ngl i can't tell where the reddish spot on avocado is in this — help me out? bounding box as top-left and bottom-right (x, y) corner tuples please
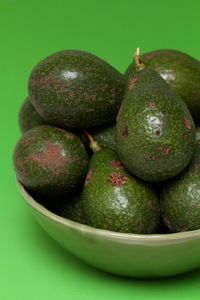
(110, 160), (123, 168)
(15, 158), (26, 176)
(122, 126), (128, 138)
(128, 76), (138, 90)
(139, 223), (145, 230)
(146, 154), (157, 161)
(164, 218), (172, 231)
(157, 146), (172, 155)
(29, 142), (77, 175)
(85, 170), (93, 186)
(194, 163), (200, 170)
(107, 172), (127, 187)
(149, 102), (156, 109)
(64, 132), (74, 139)
(183, 117), (191, 130)
(29, 75), (69, 92)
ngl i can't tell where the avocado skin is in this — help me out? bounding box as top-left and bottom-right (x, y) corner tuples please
(116, 68), (195, 182)
(82, 149), (160, 233)
(13, 125), (89, 198)
(28, 50), (124, 129)
(80, 124), (117, 152)
(91, 124), (116, 151)
(196, 125), (200, 141)
(59, 193), (87, 224)
(160, 142), (200, 232)
(125, 49), (200, 121)
(18, 96), (47, 133)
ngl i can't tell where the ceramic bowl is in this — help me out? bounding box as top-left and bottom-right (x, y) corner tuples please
(17, 179), (200, 279)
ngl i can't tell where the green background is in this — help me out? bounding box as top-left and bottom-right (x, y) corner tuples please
(1, 0), (200, 299)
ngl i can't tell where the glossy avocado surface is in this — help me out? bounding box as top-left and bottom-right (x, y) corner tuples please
(125, 49), (200, 121)
(13, 126), (89, 198)
(82, 148), (160, 233)
(161, 141), (200, 232)
(28, 50), (124, 129)
(116, 67), (195, 182)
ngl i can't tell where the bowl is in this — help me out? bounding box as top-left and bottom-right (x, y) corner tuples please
(17, 179), (200, 279)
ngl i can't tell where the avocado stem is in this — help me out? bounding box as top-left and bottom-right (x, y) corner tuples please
(134, 47), (145, 70)
(83, 129), (101, 153)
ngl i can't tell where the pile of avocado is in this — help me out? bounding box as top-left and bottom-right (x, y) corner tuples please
(13, 48), (200, 234)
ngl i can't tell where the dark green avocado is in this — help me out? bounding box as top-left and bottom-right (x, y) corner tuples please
(13, 125), (89, 198)
(125, 49), (200, 121)
(80, 124), (117, 152)
(196, 125), (200, 141)
(18, 96), (47, 133)
(116, 65), (195, 182)
(160, 141), (200, 232)
(59, 192), (87, 224)
(28, 50), (124, 129)
(91, 124), (116, 151)
(82, 148), (160, 233)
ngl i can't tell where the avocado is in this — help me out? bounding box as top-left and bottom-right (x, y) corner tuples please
(80, 124), (117, 152)
(28, 50), (124, 129)
(125, 49), (200, 121)
(196, 125), (200, 141)
(160, 141), (200, 232)
(91, 124), (116, 151)
(82, 148), (160, 233)
(116, 51), (195, 182)
(18, 96), (47, 133)
(13, 125), (89, 198)
(59, 192), (87, 224)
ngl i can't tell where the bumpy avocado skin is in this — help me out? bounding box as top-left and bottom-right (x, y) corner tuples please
(160, 142), (200, 232)
(18, 96), (47, 133)
(82, 149), (160, 233)
(59, 193), (87, 224)
(13, 126), (89, 198)
(125, 49), (200, 121)
(28, 50), (124, 129)
(116, 68), (195, 182)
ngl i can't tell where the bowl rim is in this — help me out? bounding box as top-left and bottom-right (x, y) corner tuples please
(17, 179), (200, 243)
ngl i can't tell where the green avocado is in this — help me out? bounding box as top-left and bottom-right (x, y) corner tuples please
(13, 125), (89, 198)
(91, 124), (116, 151)
(160, 141), (200, 232)
(82, 148), (160, 233)
(196, 125), (200, 141)
(59, 192), (87, 224)
(28, 50), (124, 129)
(80, 124), (117, 152)
(116, 62), (195, 182)
(18, 96), (47, 133)
(125, 49), (200, 121)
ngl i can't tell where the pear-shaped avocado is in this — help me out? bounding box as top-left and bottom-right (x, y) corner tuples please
(28, 50), (124, 129)
(160, 140), (200, 232)
(125, 49), (200, 121)
(18, 96), (47, 133)
(13, 126), (89, 198)
(116, 50), (195, 182)
(59, 193), (87, 224)
(82, 148), (160, 233)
